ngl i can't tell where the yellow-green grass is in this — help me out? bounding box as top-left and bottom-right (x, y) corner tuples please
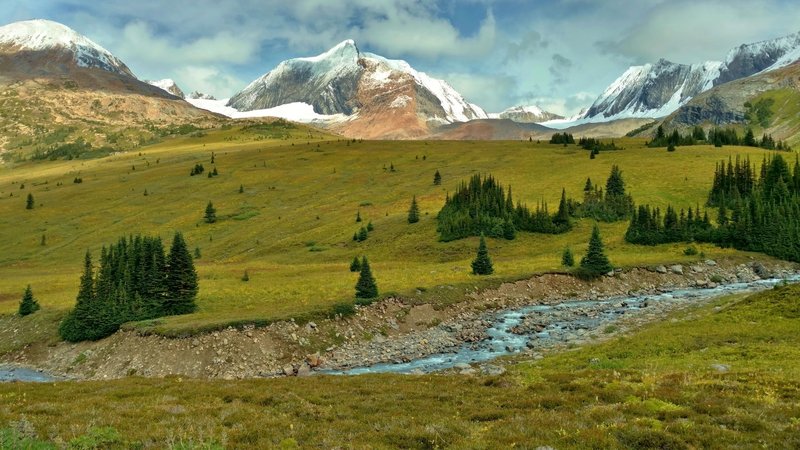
(1, 282), (798, 449)
(0, 129), (782, 337)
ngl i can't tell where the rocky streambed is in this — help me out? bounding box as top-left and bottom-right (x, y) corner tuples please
(2, 259), (796, 381)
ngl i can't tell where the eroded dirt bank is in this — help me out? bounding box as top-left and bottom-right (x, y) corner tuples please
(3, 259), (796, 380)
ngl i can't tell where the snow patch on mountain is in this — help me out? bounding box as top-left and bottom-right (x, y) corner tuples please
(146, 79), (185, 98)
(492, 104), (563, 123)
(188, 98), (346, 123)
(0, 19), (132, 76)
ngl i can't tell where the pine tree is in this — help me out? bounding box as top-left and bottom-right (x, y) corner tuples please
(408, 195), (420, 223)
(26, 193), (34, 210)
(59, 251), (96, 342)
(194, 247), (201, 259)
(164, 232), (198, 315)
(667, 143), (676, 152)
(578, 225), (613, 279)
(239, 184), (244, 193)
(349, 256), (361, 272)
(606, 165), (625, 197)
(204, 202), (217, 223)
(366, 221), (374, 232)
(554, 188), (571, 227)
(18, 285), (40, 316)
(471, 234), (494, 275)
(561, 247), (575, 267)
(355, 256), (378, 299)
(503, 218), (516, 240)
(357, 227), (368, 241)
(241, 270), (249, 282)
(433, 170), (442, 185)
(356, 211), (362, 223)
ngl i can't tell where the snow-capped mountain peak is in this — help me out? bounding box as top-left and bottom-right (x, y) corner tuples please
(491, 105), (563, 123)
(146, 79), (185, 98)
(226, 39), (487, 125)
(0, 19), (133, 77)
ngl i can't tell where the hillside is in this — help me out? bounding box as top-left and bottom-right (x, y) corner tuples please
(0, 20), (221, 160)
(2, 278), (798, 448)
(0, 130), (782, 344)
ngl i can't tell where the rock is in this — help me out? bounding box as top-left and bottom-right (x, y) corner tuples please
(751, 262), (770, 278)
(454, 363), (471, 370)
(670, 265), (684, 275)
(705, 259), (717, 266)
(656, 265), (668, 274)
(459, 368), (477, 376)
(690, 265), (704, 273)
(282, 364), (295, 376)
(481, 365), (506, 376)
(306, 353), (323, 368)
(711, 363), (730, 373)
(296, 363), (312, 377)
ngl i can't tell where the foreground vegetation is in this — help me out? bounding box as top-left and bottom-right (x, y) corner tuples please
(1, 282), (798, 448)
(0, 129), (782, 340)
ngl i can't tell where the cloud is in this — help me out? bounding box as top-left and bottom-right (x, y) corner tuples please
(173, 66), (246, 99)
(435, 72), (517, 112)
(548, 53), (573, 84)
(504, 30), (549, 63)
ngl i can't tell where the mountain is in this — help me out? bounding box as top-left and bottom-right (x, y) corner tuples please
(188, 91), (216, 100)
(493, 105), (562, 123)
(147, 78), (185, 98)
(226, 40), (487, 138)
(0, 19), (217, 159)
(582, 31), (800, 123)
(0, 19), (133, 77)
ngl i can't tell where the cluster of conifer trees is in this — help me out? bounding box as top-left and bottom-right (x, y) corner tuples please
(549, 133), (575, 145)
(436, 174), (570, 242)
(570, 166), (635, 222)
(625, 154), (800, 262)
(578, 137), (620, 153)
(59, 232), (198, 342)
(648, 125), (791, 150)
(624, 204), (712, 245)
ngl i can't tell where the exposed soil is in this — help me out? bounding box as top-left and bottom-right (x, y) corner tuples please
(2, 258), (795, 381)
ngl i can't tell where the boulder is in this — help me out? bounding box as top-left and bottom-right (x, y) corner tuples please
(670, 265), (684, 275)
(656, 265), (668, 274)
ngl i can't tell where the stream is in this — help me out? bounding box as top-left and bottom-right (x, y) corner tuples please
(327, 275), (799, 375)
(0, 365), (62, 383)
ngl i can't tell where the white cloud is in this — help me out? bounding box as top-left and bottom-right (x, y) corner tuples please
(173, 66), (246, 99)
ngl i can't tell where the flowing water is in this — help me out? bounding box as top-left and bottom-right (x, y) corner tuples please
(0, 365), (62, 382)
(327, 276), (799, 375)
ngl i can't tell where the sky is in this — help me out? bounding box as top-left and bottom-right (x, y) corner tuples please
(2, 0), (800, 115)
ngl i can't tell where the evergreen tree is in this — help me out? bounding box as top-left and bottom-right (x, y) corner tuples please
(18, 285), (40, 316)
(241, 270), (249, 282)
(26, 193), (34, 210)
(59, 251), (97, 342)
(366, 221), (374, 232)
(349, 256), (361, 272)
(356, 211), (362, 222)
(204, 202), (217, 223)
(433, 170), (442, 185)
(164, 232), (198, 315)
(561, 247), (575, 267)
(744, 128), (756, 147)
(606, 165), (625, 197)
(667, 143), (676, 152)
(408, 195), (420, 223)
(503, 218), (516, 240)
(554, 188), (571, 227)
(578, 225), (613, 279)
(355, 256), (378, 299)
(357, 227), (368, 241)
(239, 184), (244, 193)
(471, 234), (494, 275)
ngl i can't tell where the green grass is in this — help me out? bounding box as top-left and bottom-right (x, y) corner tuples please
(1, 282), (798, 448)
(0, 129), (780, 339)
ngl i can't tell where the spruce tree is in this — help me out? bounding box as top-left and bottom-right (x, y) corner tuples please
(204, 202), (217, 223)
(26, 193), (34, 210)
(554, 188), (571, 227)
(18, 285), (40, 316)
(503, 218), (516, 240)
(667, 143), (676, 152)
(561, 247), (575, 267)
(349, 256), (362, 272)
(357, 227), (368, 241)
(408, 195), (420, 223)
(356, 211), (362, 222)
(433, 170), (442, 185)
(366, 221), (374, 232)
(59, 251), (96, 342)
(578, 225), (613, 279)
(164, 232), (198, 315)
(471, 234), (494, 275)
(606, 165), (625, 197)
(239, 184), (244, 193)
(355, 256), (378, 299)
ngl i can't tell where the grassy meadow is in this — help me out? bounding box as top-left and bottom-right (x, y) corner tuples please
(1, 281), (798, 449)
(0, 124), (781, 338)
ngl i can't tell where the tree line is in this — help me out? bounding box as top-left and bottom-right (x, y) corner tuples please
(648, 125), (791, 151)
(436, 174), (571, 242)
(59, 232), (198, 342)
(625, 154), (800, 262)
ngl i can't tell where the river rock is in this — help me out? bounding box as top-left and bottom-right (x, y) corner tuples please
(454, 363), (471, 370)
(670, 265), (684, 275)
(296, 363), (312, 377)
(656, 265), (668, 274)
(481, 365), (506, 376)
(705, 259), (717, 266)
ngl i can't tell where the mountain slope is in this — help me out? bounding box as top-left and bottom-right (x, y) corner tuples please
(583, 31), (800, 123)
(0, 19), (218, 159)
(493, 105), (563, 123)
(226, 40), (486, 138)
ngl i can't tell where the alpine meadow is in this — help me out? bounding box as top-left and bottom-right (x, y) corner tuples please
(1, 3), (800, 449)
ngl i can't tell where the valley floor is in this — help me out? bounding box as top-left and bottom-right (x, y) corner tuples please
(1, 278), (799, 449)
